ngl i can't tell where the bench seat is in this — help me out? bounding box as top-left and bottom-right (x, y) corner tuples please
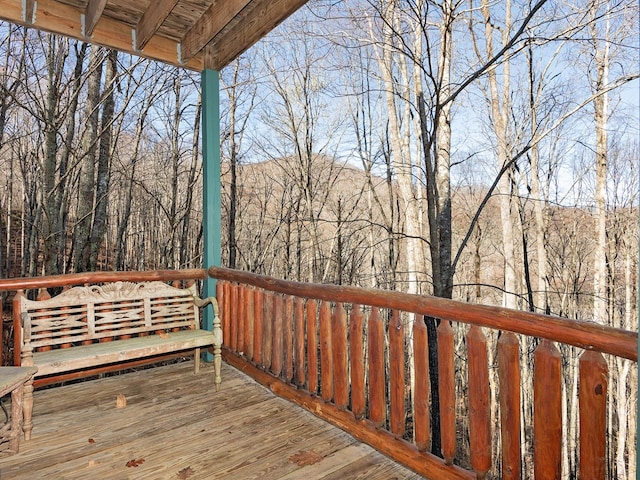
(32, 329), (216, 377)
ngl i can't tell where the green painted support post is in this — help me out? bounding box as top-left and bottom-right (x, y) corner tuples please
(202, 68), (221, 361)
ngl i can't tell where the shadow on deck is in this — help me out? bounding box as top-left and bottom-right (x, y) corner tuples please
(1, 361), (422, 479)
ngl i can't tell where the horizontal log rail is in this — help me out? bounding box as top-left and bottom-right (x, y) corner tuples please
(0, 269), (208, 292)
(209, 266), (638, 480)
(208, 266), (637, 361)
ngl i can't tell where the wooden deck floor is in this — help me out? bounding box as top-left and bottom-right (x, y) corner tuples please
(1, 361), (423, 479)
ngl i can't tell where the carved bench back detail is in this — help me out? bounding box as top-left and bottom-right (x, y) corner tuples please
(19, 282), (200, 350)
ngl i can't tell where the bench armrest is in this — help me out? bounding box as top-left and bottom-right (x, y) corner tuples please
(193, 295), (219, 316)
(193, 295), (223, 390)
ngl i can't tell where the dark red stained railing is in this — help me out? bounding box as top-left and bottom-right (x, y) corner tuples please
(208, 266), (637, 480)
(0, 267), (634, 479)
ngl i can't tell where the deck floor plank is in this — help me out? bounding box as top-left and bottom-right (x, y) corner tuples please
(1, 361), (424, 479)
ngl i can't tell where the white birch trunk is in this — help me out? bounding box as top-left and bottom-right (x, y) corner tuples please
(591, 2), (610, 325)
(482, 0), (518, 309)
(529, 108), (548, 313)
(378, 1), (422, 297)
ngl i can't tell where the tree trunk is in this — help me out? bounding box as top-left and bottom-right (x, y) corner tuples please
(180, 94), (201, 268)
(56, 42), (88, 274)
(591, 4), (610, 325)
(89, 49), (117, 271)
(42, 37), (67, 276)
(527, 44), (549, 313)
(74, 45), (103, 272)
(481, 0), (519, 310)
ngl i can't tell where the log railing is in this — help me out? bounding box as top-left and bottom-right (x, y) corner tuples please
(208, 266), (638, 480)
(0, 269), (208, 366)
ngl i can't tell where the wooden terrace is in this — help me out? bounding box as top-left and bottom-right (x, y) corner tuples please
(1, 1), (635, 478)
(0, 361), (421, 479)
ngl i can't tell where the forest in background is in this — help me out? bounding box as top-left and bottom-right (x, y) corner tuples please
(0, 0), (638, 477)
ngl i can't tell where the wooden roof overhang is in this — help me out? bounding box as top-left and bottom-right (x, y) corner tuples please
(0, 0), (309, 71)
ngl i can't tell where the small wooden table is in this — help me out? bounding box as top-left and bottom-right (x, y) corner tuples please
(0, 367), (38, 455)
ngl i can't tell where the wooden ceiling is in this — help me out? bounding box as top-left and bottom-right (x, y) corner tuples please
(0, 0), (309, 71)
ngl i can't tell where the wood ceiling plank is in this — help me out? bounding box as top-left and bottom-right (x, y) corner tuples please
(206, 0), (308, 70)
(180, 0), (250, 63)
(135, 0), (179, 51)
(84, 0), (108, 36)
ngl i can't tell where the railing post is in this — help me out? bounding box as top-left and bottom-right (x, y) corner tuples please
(389, 309), (405, 437)
(368, 307), (386, 428)
(237, 285), (246, 355)
(244, 287), (254, 360)
(221, 281), (230, 347)
(497, 331), (521, 480)
(283, 296), (294, 383)
(579, 351), (607, 479)
(413, 313), (430, 452)
(293, 297), (305, 387)
(230, 283), (238, 352)
(262, 292), (273, 369)
(533, 339), (562, 479)
(332, 302), (348, 409)
(350, 305), (365, 418)
(306, 299), (318, 395)
(13, 290), (24, 367)
(252, 289), (263, 365)
(271, 294), (283, 377)
(319, 300), (333, 402)
(438, 320), (456, 464)
(467, 325), (491, 479)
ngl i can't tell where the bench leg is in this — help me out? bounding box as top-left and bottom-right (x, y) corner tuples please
(22, 378), (34, 442)
(194, 348), (200, 374)
(213, 348), (221, 392)
(9, 382), (24, 453)
(213, 311), (222, 392)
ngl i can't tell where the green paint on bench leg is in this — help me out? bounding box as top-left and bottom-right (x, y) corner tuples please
(202, 68), (221, 363)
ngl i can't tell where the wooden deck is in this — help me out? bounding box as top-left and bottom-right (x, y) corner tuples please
(1, 361), (423, 479)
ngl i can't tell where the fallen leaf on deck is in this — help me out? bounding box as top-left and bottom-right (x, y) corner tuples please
(177, 466), (195, 478)
(288, 450), (323, 466)
(159, 332), (170, 339)
(115, 394), (127, 408)
(126, 458), (145, 467)
(88, 438), (95, 444)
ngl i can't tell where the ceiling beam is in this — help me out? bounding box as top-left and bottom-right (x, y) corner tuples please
(0, 0), (203, 70)
(134, 0), (179, 52)
(180, 0), (249, 64)
(84, 0), (108, 37)
(22, 0), (35, 23)
(205, 0), (308, 70)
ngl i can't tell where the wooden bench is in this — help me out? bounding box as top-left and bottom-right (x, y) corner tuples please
(13, 281), (222, 441)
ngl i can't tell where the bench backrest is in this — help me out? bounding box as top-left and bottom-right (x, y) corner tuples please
(18, 281), (200, 350)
